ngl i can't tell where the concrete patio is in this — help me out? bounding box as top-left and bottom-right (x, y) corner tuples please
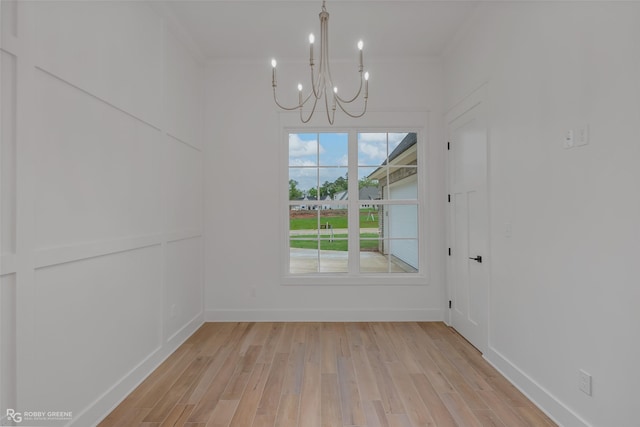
(289, 248), (411, 274)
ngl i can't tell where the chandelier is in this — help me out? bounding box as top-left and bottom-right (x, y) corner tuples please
(271, 1), (369, 125)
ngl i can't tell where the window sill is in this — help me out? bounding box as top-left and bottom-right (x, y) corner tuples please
(281, 274), (429, 286)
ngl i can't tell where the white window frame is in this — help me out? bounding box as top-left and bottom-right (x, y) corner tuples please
(280, 111), (429, 286)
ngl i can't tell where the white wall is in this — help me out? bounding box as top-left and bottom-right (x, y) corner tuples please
(204, 58), (447, 321)
(0, 2), (204, 425)
(443, 3), (640, 426)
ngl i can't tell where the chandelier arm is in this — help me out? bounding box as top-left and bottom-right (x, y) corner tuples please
(300, 93), (320, 123)
(314, 69), (325, 101)
(324, 52), (365, 105)
(310, 65), (321, 99)
(334, 72), (364, 104)
(301, 90), (315, 106)
(273, 88), (303, 111)
(324, 87), (336, 125)
(335, 96), (368, 119)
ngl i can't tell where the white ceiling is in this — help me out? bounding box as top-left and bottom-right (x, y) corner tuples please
(164, 1), (478, 60)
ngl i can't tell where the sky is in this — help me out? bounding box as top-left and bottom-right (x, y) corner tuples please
(289, 132), (408, 193)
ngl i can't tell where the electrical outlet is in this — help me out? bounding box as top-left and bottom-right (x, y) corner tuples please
(579, 369), (592, 396)
(564, 129), (575, 149)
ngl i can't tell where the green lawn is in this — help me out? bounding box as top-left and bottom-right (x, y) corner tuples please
(290, 233), (379, 251)
(289, 209), (378, 230)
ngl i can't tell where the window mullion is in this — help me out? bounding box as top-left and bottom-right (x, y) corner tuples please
(347, 130), (359, 275)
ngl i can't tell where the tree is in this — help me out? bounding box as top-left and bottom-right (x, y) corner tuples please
(359, 176), (378, 189)
(333, 176), (348, 192)
(320, 180), (336, 199)
(289, 179), (303, 200)
(307, 187), (318, 200)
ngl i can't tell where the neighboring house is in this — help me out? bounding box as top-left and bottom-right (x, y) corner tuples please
(291, 194), (334, 210)
(321, 194), (332, 210)
(358, 186), (380, 208)
(332, 190), (348, 210)
(368, 133), (418, 269)
(332, 186), (379, 210)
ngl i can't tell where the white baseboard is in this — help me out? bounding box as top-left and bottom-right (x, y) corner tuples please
(71, 313), (204, 427)
(204, 308), (444, 322)
(484, 347), (592, 427)
(166, 312), (205, 345)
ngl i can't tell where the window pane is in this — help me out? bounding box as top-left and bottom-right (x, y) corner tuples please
(290, 206), (318, 238)
(318, 208), (349, 273)
(359, 239), (418, 273)
(358, 133), (387, 166)
(359, 202), (418, 273)
(319, 133), (348, 166)
(360, 239), (388, 273)
(289, 133), (318, 166)
(319, 238), (348, 273)
(319, 168), (348, 202)
(289, 168), (318, 201)
(320, 208), (347, 233)
(388, 239), (419, 272)
(388, 169), (417, 199)
(359, 205), (379, 236)
(388, 205), (418, 239)
(359, 204), (382, 272)
(357, 166), (380, 202)
(389, 133), (418, 166)
(290, 241), (319, 274)
(388, 132), (408, 152)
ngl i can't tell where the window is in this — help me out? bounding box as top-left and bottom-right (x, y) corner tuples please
(286, 130), (422, 281)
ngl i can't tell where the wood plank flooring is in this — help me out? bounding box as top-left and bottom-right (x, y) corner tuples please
(99, 322), (556, 427)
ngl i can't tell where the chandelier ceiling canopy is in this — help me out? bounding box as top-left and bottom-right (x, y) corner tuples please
(271, 1), (369, 125)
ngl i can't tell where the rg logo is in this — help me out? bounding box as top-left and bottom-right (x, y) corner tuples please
(6, 409), (22, 423)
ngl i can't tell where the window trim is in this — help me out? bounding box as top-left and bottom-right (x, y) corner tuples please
(279, 111), (430, 286)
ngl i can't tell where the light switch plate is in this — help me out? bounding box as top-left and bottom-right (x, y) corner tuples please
(579, 369), (592, 396)
(576, 125), (589, 146)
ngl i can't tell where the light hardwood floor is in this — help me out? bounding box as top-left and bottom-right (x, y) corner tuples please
(99, 322), (556, 427)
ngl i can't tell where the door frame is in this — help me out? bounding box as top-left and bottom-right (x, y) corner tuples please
(445, 84), (491, 354)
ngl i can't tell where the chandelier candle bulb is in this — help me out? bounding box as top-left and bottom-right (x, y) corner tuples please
(365, 72), (369, 98)
(271, 59), (277, 86)
(309, 34), (315, 64)
(358, 40), (364, 69)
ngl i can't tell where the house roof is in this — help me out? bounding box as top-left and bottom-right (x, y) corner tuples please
(333, 190), (348, 201)
(332, 186), (379, 201)
(388, 132), (417, 164)
(295, 194), (332, 202)
(368, 133), (417, 180)
(359, 186), (380, 201)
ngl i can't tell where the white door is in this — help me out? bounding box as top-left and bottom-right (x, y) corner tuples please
(447, 92), (489, 353)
